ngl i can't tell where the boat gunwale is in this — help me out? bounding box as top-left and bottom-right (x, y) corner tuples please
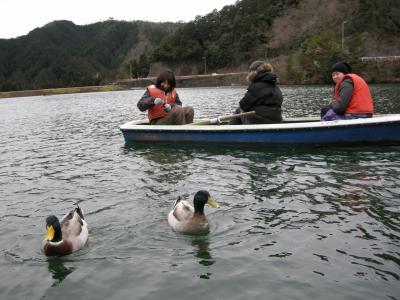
(120, 114), (400, 132)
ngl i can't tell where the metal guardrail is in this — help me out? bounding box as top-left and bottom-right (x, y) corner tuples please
(360, 56), (400, 62)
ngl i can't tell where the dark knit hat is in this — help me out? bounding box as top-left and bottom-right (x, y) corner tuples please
(249, 60), (264, 71)
(331, 62), (352, 74)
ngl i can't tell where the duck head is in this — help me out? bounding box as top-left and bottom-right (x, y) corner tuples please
(193, 190), (219, 214)
(45, 215), (62, 243)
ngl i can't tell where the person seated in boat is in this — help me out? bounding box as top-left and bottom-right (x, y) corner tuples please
(230, 60), (283, 124)
(321, 62), (374, 121)
(137, 69), (194, 125)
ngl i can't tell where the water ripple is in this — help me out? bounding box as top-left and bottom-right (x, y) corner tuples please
(1, 87), (400, 299)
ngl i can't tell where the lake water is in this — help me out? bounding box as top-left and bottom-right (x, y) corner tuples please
(1, 84), (400, 300)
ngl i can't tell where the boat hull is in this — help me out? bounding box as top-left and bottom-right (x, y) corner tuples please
(120, 115), (400, 146)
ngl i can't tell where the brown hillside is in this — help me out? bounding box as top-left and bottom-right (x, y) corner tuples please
(267, 0), (358, 49)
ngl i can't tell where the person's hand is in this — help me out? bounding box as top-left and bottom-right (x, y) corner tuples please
(154, 98), (164, 105)
(163, 103), (172, 112)
(320, 104), (331, 117)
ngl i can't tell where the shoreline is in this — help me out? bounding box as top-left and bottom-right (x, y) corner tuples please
(1, 72), (399, 99)
(0, 73), (248, 99)
(114, 72), (248, 89)
(0, 85), (127, 99)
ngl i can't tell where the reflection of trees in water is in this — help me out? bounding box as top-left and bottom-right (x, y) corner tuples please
(47, 258), (75, 286)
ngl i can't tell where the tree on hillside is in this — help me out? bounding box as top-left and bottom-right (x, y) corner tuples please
(354, 0), (400, 34)
(298, 31), (344, 83)
(150, 0), (291, 72)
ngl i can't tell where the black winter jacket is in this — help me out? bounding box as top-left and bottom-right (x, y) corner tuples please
(239, 72), (283, 123)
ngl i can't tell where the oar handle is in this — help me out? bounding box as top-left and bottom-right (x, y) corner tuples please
(218, 111), (256, 122)
(192, 111), (256, 125)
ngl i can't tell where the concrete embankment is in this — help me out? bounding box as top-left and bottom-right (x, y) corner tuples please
(0, 73), (248, 99)
(0, 85), (127, 99)
(114, 72), (248, 89)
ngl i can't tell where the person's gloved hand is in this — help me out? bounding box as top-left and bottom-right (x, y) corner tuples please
(154, 98), (164, 105)
(163, 103), (172, 112)
(320, 104), (331, 117)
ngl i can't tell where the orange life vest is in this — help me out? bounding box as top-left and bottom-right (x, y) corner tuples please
(146, 85), (177, 121)
(334, 73), (374, 115)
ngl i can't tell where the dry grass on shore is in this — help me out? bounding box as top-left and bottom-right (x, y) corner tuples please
(0, 85), (128, 99)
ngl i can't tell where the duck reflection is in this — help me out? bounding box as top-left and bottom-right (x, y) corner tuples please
(47, 258), (75, 286)
(191, 236), (214, 267)
(190, 236), (214, 280)
(343, 193), (370, 213)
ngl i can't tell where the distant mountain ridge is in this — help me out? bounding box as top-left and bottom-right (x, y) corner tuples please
(0, 0), (399, 91)
(0, 20), (181, 91)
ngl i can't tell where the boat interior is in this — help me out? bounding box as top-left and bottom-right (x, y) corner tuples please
(134, 116), (321, 126)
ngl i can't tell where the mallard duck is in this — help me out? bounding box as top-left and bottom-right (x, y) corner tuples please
(41, 205), (88, 256)
(168, 190), (219, 234)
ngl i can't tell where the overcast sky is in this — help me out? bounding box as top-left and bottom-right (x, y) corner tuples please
(0, 0), (237, 39)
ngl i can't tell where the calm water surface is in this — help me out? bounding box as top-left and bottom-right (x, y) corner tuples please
(1, 85), (400, 299)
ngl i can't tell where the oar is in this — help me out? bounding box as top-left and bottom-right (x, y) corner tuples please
(191, 111), (256, 125)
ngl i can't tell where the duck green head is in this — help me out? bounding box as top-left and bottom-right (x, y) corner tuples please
(193, 190), (219, 213)
(45, 215), (62, 242)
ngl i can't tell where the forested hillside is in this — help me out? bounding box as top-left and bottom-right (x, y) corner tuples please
(0, 20), (181, 91)
(152, 0), (295, 70)
(0, 0), (399, 91)
(148, 0), (400, 83)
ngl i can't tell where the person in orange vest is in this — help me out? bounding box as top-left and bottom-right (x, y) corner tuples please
(137, 70), (194, 125)
(321, 62), (374, 121)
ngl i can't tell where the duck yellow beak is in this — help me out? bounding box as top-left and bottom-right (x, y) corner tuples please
(207, 198), (219, 208)
(45, 225), (55, 241)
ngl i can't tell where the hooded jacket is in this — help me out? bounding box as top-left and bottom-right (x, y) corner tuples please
(239, 72), (283, 122)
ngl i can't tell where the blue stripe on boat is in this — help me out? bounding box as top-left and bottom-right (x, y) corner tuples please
(120, 115), (400, 146)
